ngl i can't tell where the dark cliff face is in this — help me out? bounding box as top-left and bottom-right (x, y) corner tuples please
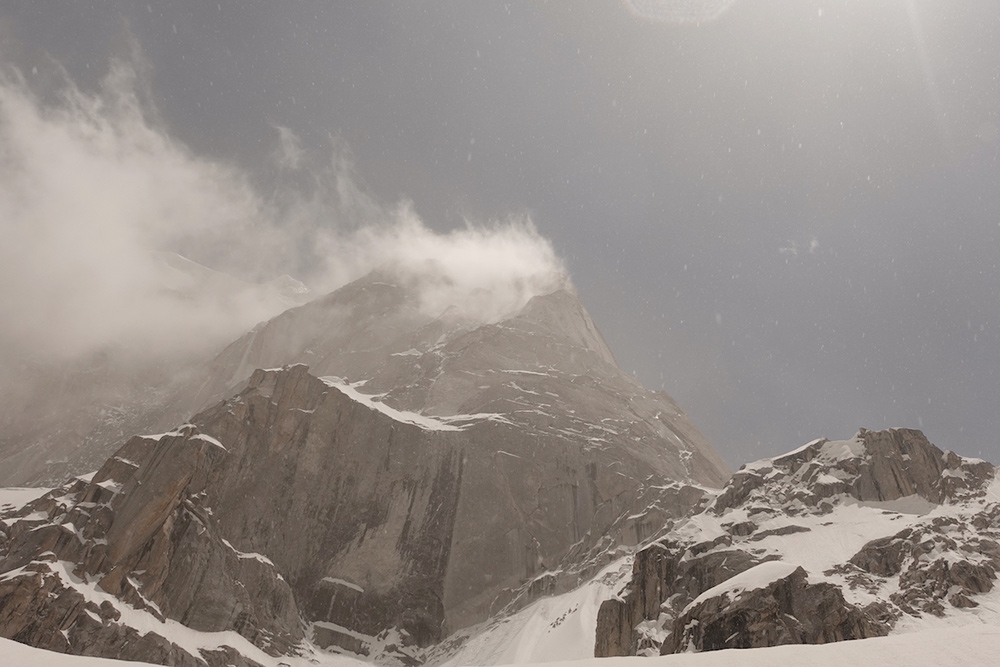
(194, 365), (464, 646)
(0, 425), (297, 667)
(143, 272), (731, 628)
(194, 363), (723, 639)
(659, 564), (887, 654)
(0, 271), (733, 664)
(0, 367), (460, 662)
(0, 357), (725, 664)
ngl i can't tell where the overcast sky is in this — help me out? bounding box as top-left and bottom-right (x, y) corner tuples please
(2, 0), (999, 467)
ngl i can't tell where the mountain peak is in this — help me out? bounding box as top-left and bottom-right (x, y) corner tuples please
(509, 288), (618, 368)
(716, 427), (994, 515)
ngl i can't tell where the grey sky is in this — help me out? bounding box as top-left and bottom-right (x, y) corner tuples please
(2, 0), (999, 466)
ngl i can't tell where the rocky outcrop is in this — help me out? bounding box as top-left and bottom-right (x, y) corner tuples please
(598, 552), (885, 656)
(841, 513), (1000, 616)
(595, 535), (765, 656)
(0, 556), (264, 667)
(0, 365), (464, 660)
(660, 564), (887, 653)
(595, 427), (998, 658)
(714, 428), (993, 515)
(0, 421), (300, 665)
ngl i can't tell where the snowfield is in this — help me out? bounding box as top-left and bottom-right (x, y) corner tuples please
(433, 559), (633, 667)
(0, 486), (51, 512)
(3, 429), (999, 667)
(5, 624), (1000, 666)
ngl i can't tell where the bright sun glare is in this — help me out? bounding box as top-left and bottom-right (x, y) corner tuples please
(623, 0), (739, 23)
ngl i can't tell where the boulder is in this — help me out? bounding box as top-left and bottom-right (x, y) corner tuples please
(594, 538), (762, 656)
(660, 564), (887, 653)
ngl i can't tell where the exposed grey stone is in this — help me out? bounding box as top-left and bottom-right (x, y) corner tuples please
(593, 539), (762, 656)
(597, 427), (1000, 659)
(660, 566), (887, 654)
(1, 341), (727, 664)
(714, 428), (994, 516)
(747, 524), (811, 542)
(849, 529), (914, 577)
(724, 520), (757, 537)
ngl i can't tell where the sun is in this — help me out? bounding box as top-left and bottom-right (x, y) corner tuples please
(623, 0), (740, 24)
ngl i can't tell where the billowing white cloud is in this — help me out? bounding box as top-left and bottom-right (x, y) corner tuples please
(0, 63), (278, 360)
(273, 124), (305, 170)
(0, 60), (568, 365)
(321, 212), (568, 324)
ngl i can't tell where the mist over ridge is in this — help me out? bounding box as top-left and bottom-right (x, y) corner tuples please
(0, 59), (568, 370)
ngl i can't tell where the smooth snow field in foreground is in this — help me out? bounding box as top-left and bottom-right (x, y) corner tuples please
(6, 624), (1000, 667)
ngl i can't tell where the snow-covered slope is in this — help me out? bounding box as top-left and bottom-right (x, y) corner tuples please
(594, 428), (1000, 656)
(428, 559), (634, 667)
(0, 487), (50, 513)
(545, 624), (1000, 666)
(3, 427), (999, 666)
(420, 428), (1000, 665)
(8, 616), (1000, 667)
(0, 635), (366, 667)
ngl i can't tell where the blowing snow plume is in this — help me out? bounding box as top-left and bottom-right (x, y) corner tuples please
(0, 63), (287, 362)
(0, 56), (567, 485)
(0, 60), (568, 367)
(320, 215), (568, 325)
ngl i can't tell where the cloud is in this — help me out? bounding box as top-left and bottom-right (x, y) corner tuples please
(273, 124), (305, 170)
(0, 62), (278, 361)
(324, 212), (568, 324)
(0, 59), (568, 367)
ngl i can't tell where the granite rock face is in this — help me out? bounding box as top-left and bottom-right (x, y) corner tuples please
(595, 540), (762, 656)
(182, 274), (730, 634)
(3, 271), (727, 501)
(0, 365), (461, 660)
(713, 428), (993, 514)
(595, 428), (997, 657)
(660, 564), (886, 653)
(1, 352), (726, 664)
(192, 275), (730, 491)
(0, 421), (298, 665)
(1, 272), (731, 664)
